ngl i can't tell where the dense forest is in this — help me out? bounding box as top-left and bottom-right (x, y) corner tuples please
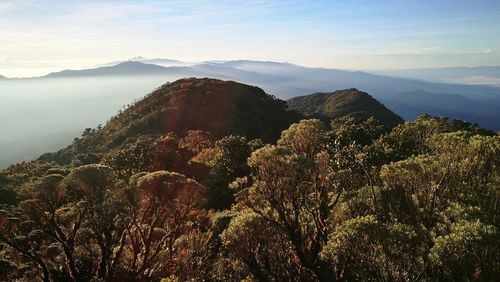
(1, 79), (499, 281)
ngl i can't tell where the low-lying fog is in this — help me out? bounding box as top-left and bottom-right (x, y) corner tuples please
(0, 76), (181, 167)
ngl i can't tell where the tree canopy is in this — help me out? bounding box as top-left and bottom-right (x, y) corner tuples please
(1, 106), (499, 281)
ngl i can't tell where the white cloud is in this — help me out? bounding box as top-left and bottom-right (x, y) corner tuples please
(484, 48), (492, 54)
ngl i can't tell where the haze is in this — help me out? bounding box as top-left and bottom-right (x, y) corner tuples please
(0, 76), (174, 166)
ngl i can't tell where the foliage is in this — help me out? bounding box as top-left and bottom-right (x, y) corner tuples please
(321, 215), (422, 281)
(206, 135), (252, 210)
(1, 82), (499, 281)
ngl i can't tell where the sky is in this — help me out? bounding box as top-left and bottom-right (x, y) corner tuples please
(1, 0), (500, 77)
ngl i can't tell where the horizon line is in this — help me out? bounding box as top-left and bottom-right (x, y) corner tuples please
(2, 57), (500, 79)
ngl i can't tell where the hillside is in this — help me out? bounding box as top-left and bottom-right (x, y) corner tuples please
(40, 78), (301, 163)
(287, 88), (403, 127)
(2, 109), (498, 281)
(101, 78), (300, 142)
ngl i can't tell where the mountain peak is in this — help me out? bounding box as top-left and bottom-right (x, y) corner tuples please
(112, 61), (163, 69)
(117, 60), (146, 66)
(287, 88), (403, 127)
(101, 77), (300, 143)
(45, 61), (169, 78)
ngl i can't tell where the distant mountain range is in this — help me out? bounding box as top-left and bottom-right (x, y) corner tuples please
(95, 56), (194, 68)
(35, 60), (500, 97)
(3, 59), (500, 131)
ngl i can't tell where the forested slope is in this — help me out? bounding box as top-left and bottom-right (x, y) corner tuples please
(0, 79), (498, 281)
(287, 88), (403, 127)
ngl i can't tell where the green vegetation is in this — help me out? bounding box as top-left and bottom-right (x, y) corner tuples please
(1, 79), (499, 281)
(287, 88), (404, 127)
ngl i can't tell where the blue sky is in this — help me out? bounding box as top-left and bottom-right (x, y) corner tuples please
(1, 0), (499, 77)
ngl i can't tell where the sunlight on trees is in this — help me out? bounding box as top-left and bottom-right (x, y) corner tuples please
(1, 115), (499, 281)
